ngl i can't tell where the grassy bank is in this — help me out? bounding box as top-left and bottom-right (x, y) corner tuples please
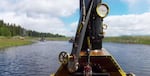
(46, 37), (70, 41)
(103, 36), (150, 45)
(0, 37), (70, 49)
(1, 36), (149, 49)
(0, 37), (33, 49)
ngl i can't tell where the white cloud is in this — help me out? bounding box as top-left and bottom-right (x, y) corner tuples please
(0, 12), (69, 35)
(69, 12), (150, 37)
(0, 0), (149, 37)
(104, 12), (150, 36)
(0, 0), (79, 17)
(0, 0), (79, 36)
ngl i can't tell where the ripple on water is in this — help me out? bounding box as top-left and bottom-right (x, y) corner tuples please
(0, 41), (150, 76)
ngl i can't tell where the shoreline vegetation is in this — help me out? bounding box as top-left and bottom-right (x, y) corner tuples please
(103, 36), (150, 45)
(0, 36), (32, 49)
(0, 20), (67, 49)
(0, 36), (71, 49)
(46, 37), (70, 41)
(1, 20), (149, 49)
(0, 36), (149, 49)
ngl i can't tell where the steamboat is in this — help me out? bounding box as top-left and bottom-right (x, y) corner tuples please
(52, 0), (135, 76)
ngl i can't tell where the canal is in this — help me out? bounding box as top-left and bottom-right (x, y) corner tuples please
(0, 41), (150, 76)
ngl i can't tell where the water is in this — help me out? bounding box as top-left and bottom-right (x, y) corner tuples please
(103, 43), (150, 76)
(0, 41), (72, 76)
(0, 41), (150, 76)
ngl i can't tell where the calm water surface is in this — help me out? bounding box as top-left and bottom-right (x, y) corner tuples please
(0, 41), (150, 76)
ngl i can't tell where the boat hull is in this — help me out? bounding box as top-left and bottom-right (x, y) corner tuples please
(52, 49), (127, 76)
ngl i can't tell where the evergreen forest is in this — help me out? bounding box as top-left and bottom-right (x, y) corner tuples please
(0, 20), (65, 37)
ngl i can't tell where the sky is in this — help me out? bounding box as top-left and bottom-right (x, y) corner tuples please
(0, 0), (150, 36)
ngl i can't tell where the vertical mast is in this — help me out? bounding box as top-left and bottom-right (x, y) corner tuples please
(71, 0), (103, 56)
(91, 0), (103, 50)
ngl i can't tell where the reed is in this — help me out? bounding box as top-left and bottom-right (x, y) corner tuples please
(103, 36), (150, 45)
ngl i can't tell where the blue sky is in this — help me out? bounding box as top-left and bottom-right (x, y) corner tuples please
(0, 0), (150, 36)
(104, 0), (128, 15)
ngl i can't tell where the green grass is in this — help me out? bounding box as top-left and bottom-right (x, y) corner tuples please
(103, 36), (150, 45)
(1, 36), (148, 49)
(0, 36), (71, 49)
(46, 37), (71, 41)
(0, 37), (33, 49)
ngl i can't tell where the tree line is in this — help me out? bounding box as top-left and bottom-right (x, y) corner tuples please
(0, 20), (65, 37)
